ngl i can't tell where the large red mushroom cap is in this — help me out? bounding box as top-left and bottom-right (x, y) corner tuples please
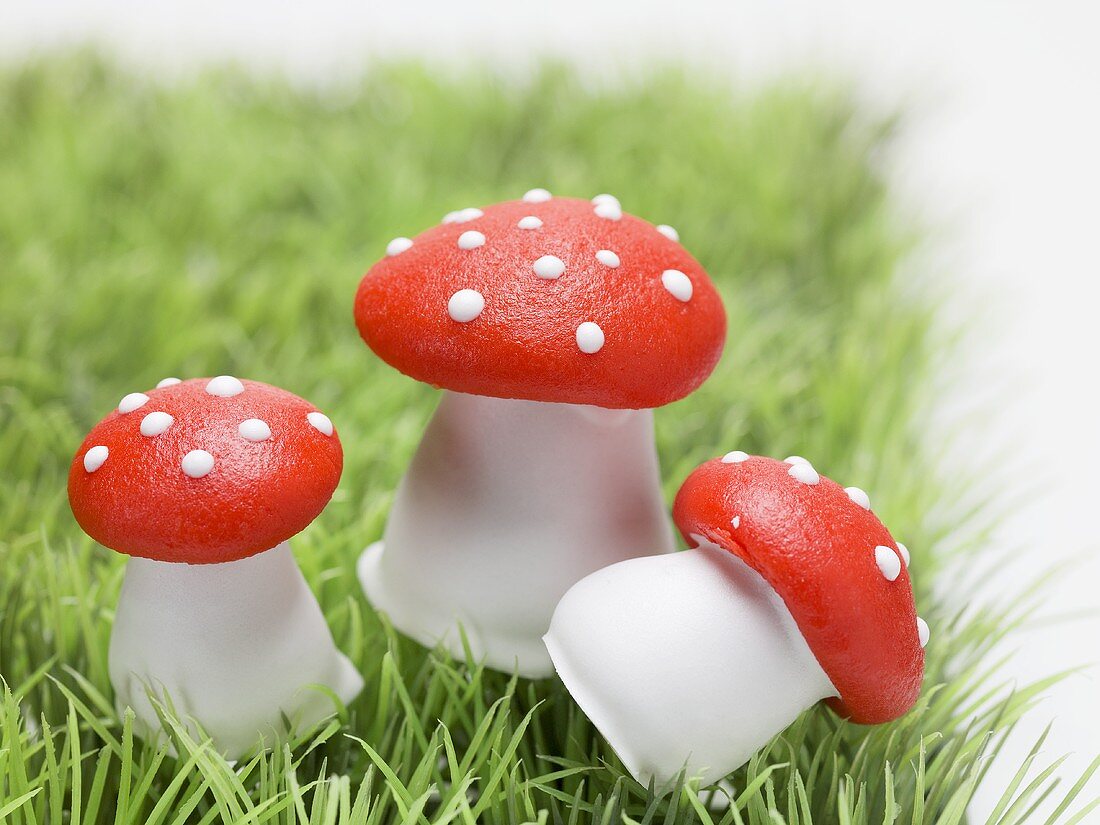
(355, 192), (727, 409)
(672, 453), (925, 724)
(68, 377), (343, 565)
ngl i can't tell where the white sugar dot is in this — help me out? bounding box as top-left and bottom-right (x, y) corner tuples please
(443, 207), (483, 224)
(205, 375), (245, 398)
(181, 449), (214, 479)
(721, 450), (750, 463)
(875, 545), (902, 581)
(533, 255), (566, 279)
(731, 515), (741, 529)
(308, 411), (334, 436)
(916, 617), (930, 648)
(595, 249), (620, 268)
(517, 215), (543, 230)
(386, 237), (414, 256)
(83, 445), (109, 473)
(156, 377), (181, 389)
(594, 200), (622, 221)
(140, 411), (174, 437)
(238, 418), (271, 442)
(784, 455), (811, 466)
(457, 230), (486, 250)
(656, 224), (680, 242)
(845, 486), (871, 510)
(592, 193), (620, 207)
(448, 289), (485, 322)
(897, 542), (911, 567)
(576, 322), (605, 354)
(523, 188), (552, 203)
(118, 392), (150, 414)
(661, 269), (693, 302)
(789, 462), (820, 485)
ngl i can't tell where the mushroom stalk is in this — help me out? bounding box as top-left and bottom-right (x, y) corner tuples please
(359, 390), (674, 677)
(544, 541), (837, 786)
(110, 542), (363, 756)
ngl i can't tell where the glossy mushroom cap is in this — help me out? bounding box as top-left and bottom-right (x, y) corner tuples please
(68, 377), (343, 565)
(672, 454), (925, 724)
(355, 192), (727, 409)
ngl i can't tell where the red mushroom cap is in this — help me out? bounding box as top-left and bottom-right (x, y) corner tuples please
(68, 377), (343, 565)
(355, 193), (727, 409)
(672, 454), (924, 724)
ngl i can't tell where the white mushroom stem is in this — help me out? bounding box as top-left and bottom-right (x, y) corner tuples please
(544, 540), (838, 786)
(358, 390), (674, 677)
(110, 542), (363, 756)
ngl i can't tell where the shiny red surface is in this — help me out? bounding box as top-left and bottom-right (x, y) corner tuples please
(68, 379), (342, 565)
(673, 455), (924, 724)
(355, 197), (727, 409)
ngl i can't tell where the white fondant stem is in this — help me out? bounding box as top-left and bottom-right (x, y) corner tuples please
(110, 542), (363, 756)
(544, 542), (838, 786)
(359, 391), (674, 677)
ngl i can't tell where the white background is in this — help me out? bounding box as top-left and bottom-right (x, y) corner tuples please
(3, 1), (1098, 818)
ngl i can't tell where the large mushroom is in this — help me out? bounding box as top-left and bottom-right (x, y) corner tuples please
(68, 376), (364, 755)
(354, 191), (726, 676)
(544, 453), (927, 785)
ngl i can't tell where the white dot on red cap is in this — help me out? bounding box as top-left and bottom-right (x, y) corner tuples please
(897, 542), (911, 567)
(443, 207), (483, 224)
(596, 250), (620, 268)
(517, 216), (543, 230)
(181, 450), (214, 478)
(576, 322), (605, 354)
(523, 188), (552, 203)
(533, 255), (566, 279)
(118, 392), (149, 414)
(731, 515), (741, 528)
(789, 462), (820, 485)
(238, 418), (271, 442)
(656, 224), (680, 242)
(594, 200), (622, 221)
(308, 411), (334, 436)
(784, 455), (810, 466)
(206, 375), (244, 398)
(140, 411), (174, 437)
(448, 289), (485, 322)
(722, 450), (750, 463)
(386, 237), (413, 256)
(917, 617), (930, 647)
(875, 545), (902, 581)
(156, 377), (181, 389)
(83, 445), (109, 473)
(661, 269), (693, 302)
(592, 193), (620, 207)
(845, 486), (871, 510)
(457, 230), (486, 250)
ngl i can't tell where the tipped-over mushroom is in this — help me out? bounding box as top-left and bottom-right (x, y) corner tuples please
(544, 453), (927, 785)
(68, 376), (363, 755)
(354, 191), (727, 676)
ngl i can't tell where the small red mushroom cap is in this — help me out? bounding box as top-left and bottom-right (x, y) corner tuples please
(68, 378), (342, 565)
(355, 193), (727, 409)
(672, 454), (925, 724)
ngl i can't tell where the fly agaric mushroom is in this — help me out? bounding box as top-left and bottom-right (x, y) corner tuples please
(544, 453), (926, 785)
(68, 377), (363, 755)
(354, 191), (726, 676)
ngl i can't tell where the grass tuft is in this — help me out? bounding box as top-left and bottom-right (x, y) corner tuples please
(0, 54), (1096, 822)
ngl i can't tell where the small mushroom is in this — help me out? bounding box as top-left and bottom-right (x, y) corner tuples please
(356, 192), (727, 676)
(68, 377), (363, 755)
(544, 453), (925, 785)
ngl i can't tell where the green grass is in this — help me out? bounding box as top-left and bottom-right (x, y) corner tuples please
(0, 54), (1096, 823)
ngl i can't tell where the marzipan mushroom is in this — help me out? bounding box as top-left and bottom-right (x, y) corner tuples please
(544, 453), (926, 784)
(68, 376), (363, 755)
(354, 191), (727, 676)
